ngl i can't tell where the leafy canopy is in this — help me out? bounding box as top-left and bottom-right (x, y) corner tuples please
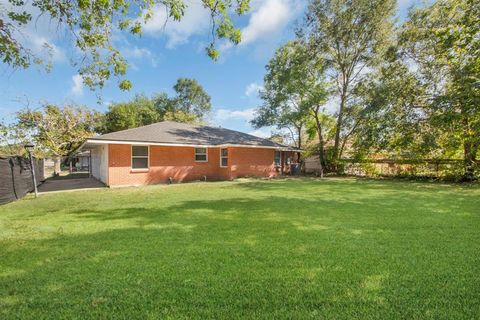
(15, 104), (102, 158)
(305, 0), (396, 162)
(0, 0), (250, 91)
(101, 78), (211, 133)
(251, 40), (334, 178)
(352, 0), (479, 179)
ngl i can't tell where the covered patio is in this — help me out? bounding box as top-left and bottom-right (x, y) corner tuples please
(38, 174), (105, 193)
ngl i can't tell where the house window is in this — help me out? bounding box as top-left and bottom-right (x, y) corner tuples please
(220, 148), (228, 167)
(274, 151), (282, 166)
(195, 148), (208, 162)
(132, 145), (149, 169)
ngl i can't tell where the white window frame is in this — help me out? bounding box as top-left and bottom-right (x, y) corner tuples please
(220, 148), (228, 167)
(131, 145), (149, 170)
(194, 147), (208, 162)
(274, 151), (282, 167)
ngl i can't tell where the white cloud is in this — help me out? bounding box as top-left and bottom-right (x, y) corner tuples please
(245, 82), (264, 98)
(141, 0), (210, 48)
(29, 36), (66, 63)
(240, 0), (293, 46)
(139, 0), (303, 53)
(215, 108), (256, 121)
(121, 46), (159, 68)
(122, 46), (153, 59)
(70, 74), (84, 97)
(218, 0), (305, 58)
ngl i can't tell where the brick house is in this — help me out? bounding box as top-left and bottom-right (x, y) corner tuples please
(80, 121), (299, 187)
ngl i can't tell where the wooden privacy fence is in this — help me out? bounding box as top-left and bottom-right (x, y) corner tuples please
(0, 156), (44, 205)
(340, 159), (480, 179)
(305, 156), (479, 179)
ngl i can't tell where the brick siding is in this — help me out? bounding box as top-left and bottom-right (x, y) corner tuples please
(107, 144), (293, 187)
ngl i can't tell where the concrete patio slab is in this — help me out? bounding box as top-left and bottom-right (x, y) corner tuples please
(38, 177), (105, 193)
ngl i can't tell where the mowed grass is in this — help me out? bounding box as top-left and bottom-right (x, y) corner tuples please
(1, 178), (479, 319)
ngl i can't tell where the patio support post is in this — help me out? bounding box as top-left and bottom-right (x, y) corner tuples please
(89, 151), (92, 178)
(280, 151), (284, 175)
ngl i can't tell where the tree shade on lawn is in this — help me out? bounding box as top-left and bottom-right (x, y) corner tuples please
(0, 179), (479, 319)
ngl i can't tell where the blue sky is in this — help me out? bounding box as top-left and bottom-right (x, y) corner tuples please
(0, 0), (421, 137)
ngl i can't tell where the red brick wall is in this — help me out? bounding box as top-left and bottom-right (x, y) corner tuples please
(107, 144), (290, 186)
(229, 147), (277, 179)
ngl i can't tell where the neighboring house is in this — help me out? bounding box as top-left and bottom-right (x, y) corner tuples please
(304, 154), (323, 174)
(42, 158), (55, 178)
(79, 121), (299, 187)
(73, 152), (90, 171)
(64, 151), (91, 173)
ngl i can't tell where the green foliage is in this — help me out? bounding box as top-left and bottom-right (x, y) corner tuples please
(305, 0), (396, 164)
(1, 179), (480, 318)
(171, 78), (212, 119)
(15, 104), (102, 158)
(100, 94), (160, 133)
(352, 0), (479, 179)
(398, 0), (480, 180)
(252, 41), (328, 145)
(352, 62), (435, 159)
(101, 78), (211, 133)
(1, 0), (251, 90)
(252, 40), (333, 175)
(0, 120), (32, 157)
(162, 110), (198, 123)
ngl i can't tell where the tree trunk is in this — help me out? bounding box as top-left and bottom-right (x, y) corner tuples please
(463, 139), (477, 181)
(53, 156), (62, 176)
(296, 125), (303, 168)
(297, 125), (302, 150)
(333, 88), (347, 172)
(314, 110), (325, 178)
(462, 116), (477, 181)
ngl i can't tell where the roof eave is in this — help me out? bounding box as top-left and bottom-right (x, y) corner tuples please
(82, 139), (303, 151)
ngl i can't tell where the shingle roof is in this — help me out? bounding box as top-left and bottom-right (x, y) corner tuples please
(89, 121), (298, 150)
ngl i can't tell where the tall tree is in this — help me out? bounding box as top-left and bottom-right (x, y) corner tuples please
(101, 78), (211, 133)
(16, 104), (102, 174)
(0, 121), (32, 156)
(251, 42), (309, 151)
(305, 0), (395, 169)
(251, 41), (330, 176)
(398, 0), (479, 180)
(169, 78), (212, 119)
(352, 61), (436, 160)
(1, 0), (250, 91)
(100, 94), (160, 133)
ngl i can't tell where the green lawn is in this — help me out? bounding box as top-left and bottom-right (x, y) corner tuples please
(1, 178), (479, 319)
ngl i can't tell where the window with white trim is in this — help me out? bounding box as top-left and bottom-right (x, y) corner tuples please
(132, 145), (149, 169)
(274, 151), (281, 166)
(195, 148), (208, 162)
(220, 148), (228, 167)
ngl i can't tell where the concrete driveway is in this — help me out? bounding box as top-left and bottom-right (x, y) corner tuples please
(39, 177), (105, 193)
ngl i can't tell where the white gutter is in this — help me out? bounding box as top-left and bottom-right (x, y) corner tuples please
(81, 139), (303, 152)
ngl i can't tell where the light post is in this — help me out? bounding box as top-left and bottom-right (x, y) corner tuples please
(25, 142), (38, 198)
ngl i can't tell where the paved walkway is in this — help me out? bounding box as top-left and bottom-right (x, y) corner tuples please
(38, 177), (105, 193)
